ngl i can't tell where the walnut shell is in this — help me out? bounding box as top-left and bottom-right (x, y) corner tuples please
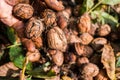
(26, 49), (40, 62)
(13, 3), (33, 19)
(81, 63), (99, 77)
(91, 37), (107, 50)
(97, 24), (111, 36)
(32, 37), (43, 48)
(25, 17), (44, 39)
(57, 8), (71, 29)
(47, 27), (67, 52)
(75, 43), (93, 57)
(48, 50), (64, 66)
(44, 0), (64, 11)
(51, 50), (64, 66)
(79, 33), (93, 45)
(77, 57), (89, 67)
(78, 13), (91, 33)
(41, 9), (56, 27)
(64, 52), (77, 64)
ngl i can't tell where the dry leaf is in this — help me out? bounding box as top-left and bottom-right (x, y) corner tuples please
(101, 44), (116, 80)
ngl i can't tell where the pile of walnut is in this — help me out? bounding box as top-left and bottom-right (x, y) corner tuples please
(0, 0), (118, 80)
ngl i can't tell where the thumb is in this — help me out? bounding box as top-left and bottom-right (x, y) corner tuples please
(0, 0), (19, 26)
(5, 0), (20, 6)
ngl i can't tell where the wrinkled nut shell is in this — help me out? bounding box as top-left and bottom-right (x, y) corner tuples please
(79, 33), (93, 45)
(78, 13), (91, 33)
(64, 52), (77, 64)
(75, 43), (93, 57)
(57, 9), (70, 29)
(47, 27), (67, 52)
(77, 57), (89, 67)
(81, 63), (99, 77)
(44, 0), (64, 11)
(27, 49), (40, 62)
(57, 14), (68, 29)
(32, 37), (43, 48)
(91, 37), (107, 50)
(22, 38), (36, 52)
(97, 24), (111, 36)
(88, 23), (99, 36)
(25, 18), (44, 39)
(41, 9), (56, 26)
(51, 50), (64, 66)
(13, 3), (33, 19)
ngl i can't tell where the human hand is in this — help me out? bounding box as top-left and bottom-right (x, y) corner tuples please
(0, 0), (36, 52)
(0, 0), (20, 26)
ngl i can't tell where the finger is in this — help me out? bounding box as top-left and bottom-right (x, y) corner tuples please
(5, 0), (17, 6)
(0, 0), (19, 26)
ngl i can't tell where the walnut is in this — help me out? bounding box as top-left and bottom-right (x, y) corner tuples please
(63, 28), (80, 44)
(47, 26), (67, 52)
(91, 37), (107, 50)
(25, 17), (44, 39)
(52, 52), (63, 66)
(57, 14), (68, 29)
(64, 52), (77, 64)
(22, 38), (36, 52)
(78, 13), (91, 33)
(79, 33), (93, 45)
(26, 49), (41, 62)
(88, 23), (99, 36)
(77, 57), (89, 67)
(44, 0), (64, 11)
(48, 50), (64, 66)
(80, 63), (99, 78)
(32, 37), (43, 48)
(57, 8), (71, 29)
(41, 9), (56, 27)
(13, 3), (34, 19)
(75, 43), (93, 57)
(97, 24), (111, 36)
